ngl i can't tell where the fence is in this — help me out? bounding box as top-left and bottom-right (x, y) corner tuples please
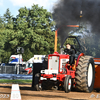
(0, 64), (26, 74)
(0, 74), (32, 80)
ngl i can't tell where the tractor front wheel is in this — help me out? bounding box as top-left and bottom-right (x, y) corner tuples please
(64, 75), (72, 93)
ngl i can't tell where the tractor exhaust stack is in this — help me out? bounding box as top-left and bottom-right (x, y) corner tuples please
(54, 30), (58, 52)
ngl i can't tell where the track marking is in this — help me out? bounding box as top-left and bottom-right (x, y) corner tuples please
(10, 84), (21, 100)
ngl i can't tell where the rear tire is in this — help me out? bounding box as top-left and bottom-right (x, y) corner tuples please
(75, 56), (95, 92)
(64, 75), (72, 93)
(34, 73), (42, 91)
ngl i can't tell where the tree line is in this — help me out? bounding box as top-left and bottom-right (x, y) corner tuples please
(0, 4), (56, 63)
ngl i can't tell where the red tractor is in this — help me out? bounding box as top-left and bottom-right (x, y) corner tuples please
(33, 35), (95, 93)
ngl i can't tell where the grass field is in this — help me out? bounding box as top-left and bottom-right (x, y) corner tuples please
(0, 79), (32, 84)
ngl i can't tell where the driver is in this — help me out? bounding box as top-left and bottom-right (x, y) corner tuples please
(64, 43), (75, 66)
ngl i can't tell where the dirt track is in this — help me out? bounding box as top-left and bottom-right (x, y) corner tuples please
(0, 84), (100, 100)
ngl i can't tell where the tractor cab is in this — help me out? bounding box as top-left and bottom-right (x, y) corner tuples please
(61, 36), (83, 56)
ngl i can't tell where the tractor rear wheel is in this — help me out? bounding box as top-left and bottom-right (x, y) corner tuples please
(75, 56), (95, 92)
(64, 75), (72, 93)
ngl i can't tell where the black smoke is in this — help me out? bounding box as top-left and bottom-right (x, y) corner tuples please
(53, 0), (100, 46)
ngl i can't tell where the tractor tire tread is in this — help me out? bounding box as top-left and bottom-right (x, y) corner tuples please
(75, 56), (95, 92)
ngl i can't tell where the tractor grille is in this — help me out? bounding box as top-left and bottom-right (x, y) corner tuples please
(49, 56), (59, 72)
(60, 59), (69, 72)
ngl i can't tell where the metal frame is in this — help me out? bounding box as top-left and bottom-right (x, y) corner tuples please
(61, 36), (81, 49)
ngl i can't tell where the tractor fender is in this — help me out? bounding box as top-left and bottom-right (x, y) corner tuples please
(76, 53), (84, 67)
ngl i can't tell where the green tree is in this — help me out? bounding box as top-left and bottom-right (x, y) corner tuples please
(0, 5), (56, 62)
(13, 4), (55, 61)
(0, 9), (14, 62)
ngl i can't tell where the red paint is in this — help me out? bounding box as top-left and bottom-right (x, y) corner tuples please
(25, 67), (32, 74)
(11, 57), (16, 59)
(43, 74), (53, 78)
(76, 53), (84, 67)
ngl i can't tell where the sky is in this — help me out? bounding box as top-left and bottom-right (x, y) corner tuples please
(0, 0), (58, 17)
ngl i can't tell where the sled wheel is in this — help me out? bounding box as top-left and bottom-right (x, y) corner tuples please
(34, 73), (42, 91)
